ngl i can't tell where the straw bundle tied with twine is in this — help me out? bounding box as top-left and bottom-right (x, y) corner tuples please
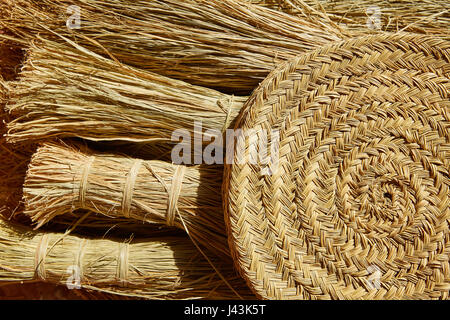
(0, 0), (347, 94)
(23, 141), (229, 258)
(17, 33), (450, 299)
(1, 90), (188, 239)
(0, 218), (254, 299)
(0, 104), (242, 299)
(0, 40), (245, 300)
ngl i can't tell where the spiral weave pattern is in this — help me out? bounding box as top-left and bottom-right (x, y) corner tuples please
(224, 34), (450, 299)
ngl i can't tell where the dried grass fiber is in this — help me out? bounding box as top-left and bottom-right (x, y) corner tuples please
(0, 218), (254, 299)
(23, 142), (229, 258)
(253, 0), (449, 36)
(0, 0), (346, 94)
(4, 39), (246, 144)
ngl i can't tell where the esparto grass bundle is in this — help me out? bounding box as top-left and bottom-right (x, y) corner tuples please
(0, 97), (230, 299)
(0, 0), (346, 94)
(0, 218), (254, 299)
(23, 142), (229, 258)
(0, 42), (208, 299)
(1, 71), (189, 239)
(4, 39), (247, 145)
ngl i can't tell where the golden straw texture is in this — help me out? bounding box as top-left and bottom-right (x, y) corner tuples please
(0, 0), (345, 94)
(4, 39), (246, 144)
(0, 40), (144, 299)
(0, 218), (254, 299)
(23, 142), (229, 258)
(253, 0), (449, 36)
(0, 50), (187, 238)
(224, 33), (450, 299)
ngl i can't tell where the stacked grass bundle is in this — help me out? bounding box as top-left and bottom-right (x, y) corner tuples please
(4, 39), (246, 144)
(0, 218), (254, 299)
(0, 55), (187, 238)
(0, 94), (235, 298)
(0, 0), (346, 94)
(23, 142), (229, 258)
(0, 39), (237, 300)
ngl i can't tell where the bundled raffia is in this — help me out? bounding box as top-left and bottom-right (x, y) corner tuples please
(0, 0), (346, 94)
(4, 39), (246, 144)
(0, 40), (210, 299)
(0, 52), (189, 238)
(23, 142), (229, 258)
(0, 218), (254, 299)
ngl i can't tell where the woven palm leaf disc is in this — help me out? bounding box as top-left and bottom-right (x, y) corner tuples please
(224, 33), (450, 300)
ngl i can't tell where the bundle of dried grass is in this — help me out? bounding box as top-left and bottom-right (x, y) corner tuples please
(0, 51), (187, 238)
(23, 142), (229, 258)
(0, 218), (254, 299)
(0, 0), (346, 94)
(254, 0), (449, 35)
(4, 39), (246, 145)
(1, 64), (213, 299)
(0, 6), (254, 300)
(0, 132), (185, 238)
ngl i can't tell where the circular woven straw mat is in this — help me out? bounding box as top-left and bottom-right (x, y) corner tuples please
(224, 33), (449, 300)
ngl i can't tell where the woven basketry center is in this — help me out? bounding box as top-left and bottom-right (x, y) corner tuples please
(225, 34), (450, 300)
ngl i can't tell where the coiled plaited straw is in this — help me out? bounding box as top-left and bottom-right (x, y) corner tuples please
(23, 142), (229, 258)
(0, 218), (254, 299)
(224, 33), (450, 300)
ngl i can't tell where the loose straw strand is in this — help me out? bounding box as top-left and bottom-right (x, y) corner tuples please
(122, 159), (143, 218)
(222, 94), (235, 133)
(176, 210), (243, 300)
(79, 156), (95, 208)
(75, 239), (87, 283)
(167, 166), (186, 227)
(142, 162), (241, 298)
(117, 242), (130, 287)
(34, 234), (49, 280)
